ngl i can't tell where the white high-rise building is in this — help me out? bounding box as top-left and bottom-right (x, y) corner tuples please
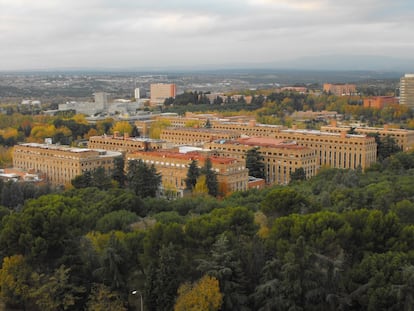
(400, 74), (414, 110)
(134, 87), (146, 99)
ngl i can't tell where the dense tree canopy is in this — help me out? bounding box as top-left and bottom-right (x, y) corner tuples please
(0, 151), (413, 310)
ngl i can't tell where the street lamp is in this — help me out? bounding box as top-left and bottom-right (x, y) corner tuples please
(131, 290), (143, 311)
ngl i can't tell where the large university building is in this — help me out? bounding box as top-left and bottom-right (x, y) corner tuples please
(158, 116), (377, 170)
(400, 74), (414, 110)
(205, 137), (318, 185)
(160, 127), (241, 146)
(271, 129), (377, 170)
(13, 143), (122, 187)
(210, 120), (287, 137)
(321, 121), (414, 152)
(88, 132), (165, 153)
(126, 150), (249, 197)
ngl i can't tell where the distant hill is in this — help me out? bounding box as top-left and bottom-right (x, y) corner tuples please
(271, 54), (414, 72)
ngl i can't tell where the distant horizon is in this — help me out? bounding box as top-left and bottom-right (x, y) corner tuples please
(0, 61), (412, 76)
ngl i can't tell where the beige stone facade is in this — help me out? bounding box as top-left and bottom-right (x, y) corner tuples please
(126, 151), (248, 197)
(150, 83), (177, 106)
(272, 129), (377, 170)
(321, 121), (414, 152)
(156, 114), (376, 170)
(363, 96), (398, 109)
(13, 143), (122, 187)
(210, 120), (287, 137)
(323, 83), (357, 96)
(88, 133), (165, 154)
(160, 127), (241, 146)
(205, 137), (318, 185)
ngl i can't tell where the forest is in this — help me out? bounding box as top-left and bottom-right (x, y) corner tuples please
(0, 89), (414, 310)
(0, 150), (414, 310)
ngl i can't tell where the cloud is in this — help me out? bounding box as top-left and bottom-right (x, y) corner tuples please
(0, 0), (413, 70)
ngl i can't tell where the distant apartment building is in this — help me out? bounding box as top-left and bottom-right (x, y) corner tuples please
(88, 132), (165, 154)
(321, 120), (414, 151)
(400, 74), (414, 110)
(281, 86), (308, 93)
(13, 143), (122, 187)
(134, 87), (146, 99)
(205, 137), (318, 185)
(323, 83), (357, 96)
(160, 127), (241, 146)
(126, 150), (249, 197)
(363, 96), (398, 109)
(150, 83), (177, 106)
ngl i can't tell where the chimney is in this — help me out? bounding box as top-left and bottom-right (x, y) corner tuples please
(114, 131), (119, 138)
(331, 119), (337, 127)
(124, 132), (129, 140)
(249, 120), (256, 127)
(340, 131), (347, 139)
(383, 124), (389, 131)
(292, 124), (298, 130)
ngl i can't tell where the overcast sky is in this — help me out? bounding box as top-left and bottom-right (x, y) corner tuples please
(1, 0), (414, 71)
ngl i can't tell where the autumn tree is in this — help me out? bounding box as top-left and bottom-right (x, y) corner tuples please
(149, 120), (171, 139)
(174, 275), (222, 311)
(193, 175), (209, 195)
(198, 234), (248, 311)
(86, 283), (127, 311)
(0, 255), (31, 309)
(29, 265), (85, 311)
(96, 118), (114, 135)
(111, 121), (133, 136)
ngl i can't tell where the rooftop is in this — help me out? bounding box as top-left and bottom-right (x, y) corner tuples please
(130, 150), (239, 165)
(281, 129), (367, 138)
(215, 137), (309, 150)
(164, 127), (240, 135)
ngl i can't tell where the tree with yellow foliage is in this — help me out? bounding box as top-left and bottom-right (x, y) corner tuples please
(174, 275), (222, 311)
(86, 283), (126, 311)
(0, 146), (13, 168)
(0, 255), (31, 308)
(111, 121), (132, 136)
(96, 118), (114, 135)
(185, 120), (201, 128)
(72, 114), (89, 125)
(149, 120), (171, 139)
(193, 175), (209, 195)
(85, 128), (99, 139)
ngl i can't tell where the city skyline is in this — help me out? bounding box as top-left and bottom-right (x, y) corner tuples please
(1, 0), (414, 71)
